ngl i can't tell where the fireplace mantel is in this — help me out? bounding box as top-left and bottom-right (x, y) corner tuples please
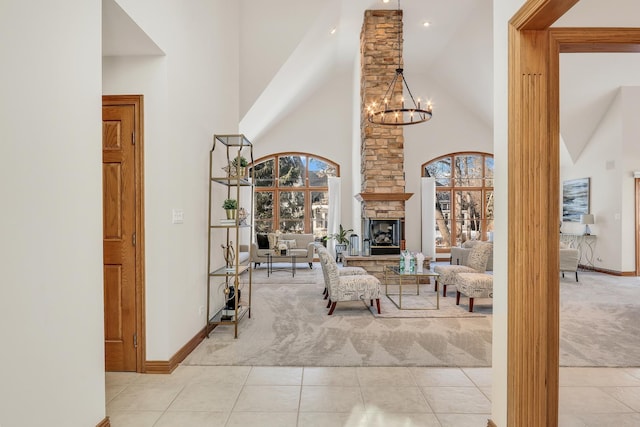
(355, 192), (414, 202)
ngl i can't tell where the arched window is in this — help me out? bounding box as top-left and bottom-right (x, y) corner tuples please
(422, 152), (494, 251)
(251, 152), (339, 239)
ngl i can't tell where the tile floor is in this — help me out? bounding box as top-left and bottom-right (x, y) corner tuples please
(106, 366), (640, 426)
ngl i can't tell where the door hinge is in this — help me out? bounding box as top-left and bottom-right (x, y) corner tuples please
(132, 131), (135, 145)
(132, 233), (136, 246)
(133, 333), (138, 348)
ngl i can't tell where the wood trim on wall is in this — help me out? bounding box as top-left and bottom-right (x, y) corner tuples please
(509, 1), (640, 425)
(508, 25), (560, 426)
(96, 417), (110, 427)
(145, 326), (208, 374)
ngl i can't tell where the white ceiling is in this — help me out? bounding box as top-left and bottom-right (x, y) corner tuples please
(102, 0), (640, 162)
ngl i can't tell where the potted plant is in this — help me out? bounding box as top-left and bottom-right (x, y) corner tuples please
(222, 198), (238, 219)
(325, 224), (353, 261)
(231, 155), (248, 177)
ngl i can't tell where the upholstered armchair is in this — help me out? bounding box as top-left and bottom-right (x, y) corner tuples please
(317, 247), (381, 315)
(455, 272), (493, 312)
(433, 242), (493, 297)
(450, 240), (494, 271)
(560, 244), (580, 281)
(315, 243), (368, 298)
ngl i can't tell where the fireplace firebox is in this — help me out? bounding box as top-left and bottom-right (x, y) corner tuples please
(363, 218), (402, 255)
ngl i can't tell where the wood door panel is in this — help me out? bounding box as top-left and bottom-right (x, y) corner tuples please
(102, 103), (137, 371)
(104, 265), (123, 340)
(103, 163), (122, 240)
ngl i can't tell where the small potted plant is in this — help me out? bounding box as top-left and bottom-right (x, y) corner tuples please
(222, 198), (238, 219)
(325, 224), (353, 261)
(231, 155), (248, 177)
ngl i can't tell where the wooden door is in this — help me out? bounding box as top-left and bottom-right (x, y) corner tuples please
(102, 100), (138, 371)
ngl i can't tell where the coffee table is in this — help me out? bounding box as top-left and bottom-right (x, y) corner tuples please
(384, 265), (440, 310)
(267, 251), (298, 277)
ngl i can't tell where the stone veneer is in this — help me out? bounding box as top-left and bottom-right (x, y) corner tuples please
(359, 9), (408, 220)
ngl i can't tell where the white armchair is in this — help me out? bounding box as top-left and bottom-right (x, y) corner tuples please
(434, 242), (493, 297)
(315, 243), (367, 298)
(450, 240), (494, 271)
(317, 247), (381, 315)
(560, 244), (580, 281)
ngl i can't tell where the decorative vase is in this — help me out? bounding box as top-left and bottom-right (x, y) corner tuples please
(225, 209), (236, 220)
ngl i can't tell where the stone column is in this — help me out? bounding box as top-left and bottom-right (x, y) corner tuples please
(359, 9), (405, 219)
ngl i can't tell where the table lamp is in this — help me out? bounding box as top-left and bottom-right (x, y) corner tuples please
(580, 214), (594, 235)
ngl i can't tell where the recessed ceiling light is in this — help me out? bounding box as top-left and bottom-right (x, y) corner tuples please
(382, 0), (390, 3)
(423, 21), (431, 27)
(330, 27), (337, 35)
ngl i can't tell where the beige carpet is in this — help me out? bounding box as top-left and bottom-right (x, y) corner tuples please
(184, 264), (493, 367)
(559, 271), (640, 367)
(183, 263), (640, 368)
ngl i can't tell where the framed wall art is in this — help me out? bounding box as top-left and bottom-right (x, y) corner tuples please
(562, 177), (590, 222)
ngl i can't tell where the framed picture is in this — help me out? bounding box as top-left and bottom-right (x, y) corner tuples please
(562, 178), (590, 222)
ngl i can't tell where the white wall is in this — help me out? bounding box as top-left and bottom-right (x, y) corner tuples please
(560, 86), (640, 273)
(0, 1), (105, 426)
(249, 66), (356, 230)
(492, 0), (527, 425)
(620, 87), (640, 271)
(104, 0), (241, 360)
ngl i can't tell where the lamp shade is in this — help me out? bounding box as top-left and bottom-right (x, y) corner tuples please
(580, 214), (595, 225)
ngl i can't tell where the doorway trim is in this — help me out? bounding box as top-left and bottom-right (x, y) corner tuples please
(102, 94), (146, 373)
(507, 1), (640, 425)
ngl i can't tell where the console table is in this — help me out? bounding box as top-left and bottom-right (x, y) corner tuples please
(560, 233), (597, 268)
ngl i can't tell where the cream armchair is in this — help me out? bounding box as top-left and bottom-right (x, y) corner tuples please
(434, 242), (493, 297)
(450, 240), (494, 271)
(317, 247), (381, 315)
(560, 244), (580, 281)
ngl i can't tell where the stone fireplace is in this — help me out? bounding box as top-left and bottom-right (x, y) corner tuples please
(356, 9), (413, 249)
(343, 8), (435, 279)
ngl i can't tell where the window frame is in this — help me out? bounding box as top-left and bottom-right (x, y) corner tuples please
(252, 152), (339, 237)
(422, 152), (494, 252)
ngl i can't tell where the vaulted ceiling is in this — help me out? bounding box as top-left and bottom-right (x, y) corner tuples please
(103, 0), (640, 164)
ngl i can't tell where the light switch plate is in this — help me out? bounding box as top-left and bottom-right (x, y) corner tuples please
(172, 209), (184, 224)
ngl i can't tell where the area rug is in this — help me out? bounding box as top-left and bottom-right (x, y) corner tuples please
(184, 265), (493, 367)
(371, 286), (490, 318)
(248, 263), (491, 319)
(183, 264), (640, 368)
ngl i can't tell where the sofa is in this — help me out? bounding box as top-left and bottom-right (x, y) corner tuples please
(251, 233), (315, 268)
(450, 240), (494, 271)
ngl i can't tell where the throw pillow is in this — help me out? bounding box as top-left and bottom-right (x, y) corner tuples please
(267, 233), (277, 249)
(256, 233), (269, 249)
(280, 239), (296, 249)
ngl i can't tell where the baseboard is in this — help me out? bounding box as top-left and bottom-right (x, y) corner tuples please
(96, 416), (110, 427)
(580, 265), (635, 276)
(144, 325), (208, 374)
(487, 419), (497, 427)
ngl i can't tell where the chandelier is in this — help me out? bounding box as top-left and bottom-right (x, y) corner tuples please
(367, 0), (433, 126)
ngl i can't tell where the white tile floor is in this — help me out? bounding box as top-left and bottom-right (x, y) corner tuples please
(106, 366), (640, 426)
